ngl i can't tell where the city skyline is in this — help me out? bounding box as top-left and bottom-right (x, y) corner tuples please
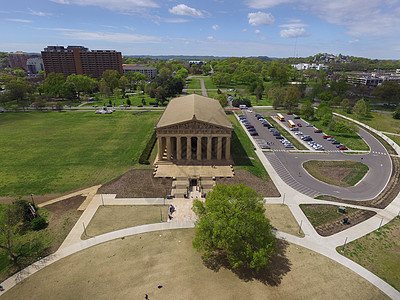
(1, 0), (400, 59)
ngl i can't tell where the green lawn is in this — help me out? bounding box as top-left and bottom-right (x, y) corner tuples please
(338, 217), (400, 291)
(334, 110), (400, 135)
(0, 111), (161, 196)
(185, 90), (203, 95)
(202, 76), (218, 89)
(186, 78), (201, 89)
(228, 115), (271, 181)
(299, 204), (358, 227)
(82, 93), (161, 107)
(386, 134), (400, 147)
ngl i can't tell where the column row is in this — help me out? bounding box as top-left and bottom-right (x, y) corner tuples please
(158, 135), (231, 161)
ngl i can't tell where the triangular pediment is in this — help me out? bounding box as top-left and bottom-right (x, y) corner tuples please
(162, 120), (224, 131)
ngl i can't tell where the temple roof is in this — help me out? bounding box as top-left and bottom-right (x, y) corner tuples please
(155, 94), (233, 129)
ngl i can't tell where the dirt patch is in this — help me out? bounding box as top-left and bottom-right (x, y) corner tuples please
(98, 169), (172, 198)
(320, 167), (352, 182)
(265, 204), (304, 237)
(44, 195), (86, 214)
(216, 170), (280, 197)
(2, 229), (388, 299)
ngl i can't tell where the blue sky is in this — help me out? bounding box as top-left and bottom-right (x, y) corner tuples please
(1, 0), (400, 59)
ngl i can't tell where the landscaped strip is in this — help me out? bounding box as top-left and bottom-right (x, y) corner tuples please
(266, 116), (308, 150)
(228, 115), (271, 181)
(303, 160), (369, 187)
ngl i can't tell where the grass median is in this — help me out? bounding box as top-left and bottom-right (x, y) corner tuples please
(303, 160), (369, 187)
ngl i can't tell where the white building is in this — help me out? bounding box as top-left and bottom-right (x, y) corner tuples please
(292, 63), (329, 71)
(27, 57), (44, 74)
(123, 64), (158, 79)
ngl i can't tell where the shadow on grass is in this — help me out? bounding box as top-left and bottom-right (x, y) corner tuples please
(202, 239), (291, 286)
(230, 131), (253, 167)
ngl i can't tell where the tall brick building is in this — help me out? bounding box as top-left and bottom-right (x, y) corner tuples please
(41, 46), (123, 79)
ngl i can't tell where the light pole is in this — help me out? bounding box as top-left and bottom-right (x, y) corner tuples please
(341, 237), (348, 253)
(30, 194), (35, 206)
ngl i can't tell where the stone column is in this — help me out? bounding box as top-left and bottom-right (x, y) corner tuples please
(217, 137), (222, 160)
(157, 135), (163, 160)
(177, 136), (181, 160)
(225, 137), (231, 160)
(197, 136), (202, 160)
(187, 136), (192, 160)
(166, 136), (172, 161)
(207, 136), (212, 161)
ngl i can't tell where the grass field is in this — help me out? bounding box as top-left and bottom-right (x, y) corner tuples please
(185, 90), (203, 95)
(0, 111), (161, 196)
(386, 134), (400, 147)
(2, 229), (388, 299)
(303, 160), (369, 187)
(186, 78), (201, 89)
(228, 115), (271, 181)
(81, 93), (160, 107)
(339, 217), (400, 291)
(334, 110), (400, 135)
(82, 205), (169, 239)
(265, 204), (304, 237)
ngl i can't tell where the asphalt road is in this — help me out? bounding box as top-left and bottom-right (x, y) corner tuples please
(242, 110), (392, 200)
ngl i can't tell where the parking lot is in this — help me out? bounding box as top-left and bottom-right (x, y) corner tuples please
(240, 110), (350, 152)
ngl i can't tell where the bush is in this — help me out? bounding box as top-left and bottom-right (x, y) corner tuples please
(31, 215), (48, 231)
(139, 131), (157, 164)
(232, 98), (252, 108)
(393, 106), (400, 119)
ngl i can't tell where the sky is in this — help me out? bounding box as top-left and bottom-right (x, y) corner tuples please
(1, 0), (400, 59)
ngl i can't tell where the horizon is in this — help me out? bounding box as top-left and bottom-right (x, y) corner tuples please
(2, 1), (400, 60)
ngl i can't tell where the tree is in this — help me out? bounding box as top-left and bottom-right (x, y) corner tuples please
(393, 106), (400, 119)
(283, 85), (300, 112)
(201, 63), (211, 75)
(268, 85), (286, 109)
(300, 100), (315, 120)
(352, 98), (369, 117)
(340, 98), (352, 113)
(192, 184), (276, 270)
(254, 85), (264, 102)
(4, 78), (30, 104)
(217, 93), (228, 107)
(315, 101), (332, 120)
(118, 76), (129, 98)
(101, 70), (120, 93)
(373, 81), (400, 105)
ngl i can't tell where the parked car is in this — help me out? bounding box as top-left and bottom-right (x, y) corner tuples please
(306, 123), (313, 127)
(261, 144), (271, 149)
(294, 115), (300, 119)
(275, 136), (284, 139)
(336, 144), (343, 148)
(332, 140), (340, 144)
(297, 123), (302, 127)
(323, 135), (332, 139)
(314, 129), (322, 133)
(287, 112), (293, 115)
(137, 105), (143, 107)
(339, 146), (348, 150)
(250, 131), (259, 136)
(290, 127), (299, 131)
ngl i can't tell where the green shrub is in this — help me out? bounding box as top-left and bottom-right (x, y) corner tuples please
(31, 215), (48, 231)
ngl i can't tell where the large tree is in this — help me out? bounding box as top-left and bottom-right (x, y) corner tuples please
(283, 85), (300, 112)
(192, 184), (276, 271)
(373, 81), (400, 105)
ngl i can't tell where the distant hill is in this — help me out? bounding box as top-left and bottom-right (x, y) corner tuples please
(124, 55), (278, 61)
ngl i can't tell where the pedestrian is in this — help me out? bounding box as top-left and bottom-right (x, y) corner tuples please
(168, 214), (172, 220)
(145, 294), (149, 300)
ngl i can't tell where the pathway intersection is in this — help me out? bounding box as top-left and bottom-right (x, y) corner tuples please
(1, 114), (400, 299)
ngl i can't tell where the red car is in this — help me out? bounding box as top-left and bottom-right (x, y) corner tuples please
(314, 129), (322, 133)
(287, 112), (293, 115)
(297, 123), (302, 127)
(323, 135), (332, 139)
(339, 146), (348, 150)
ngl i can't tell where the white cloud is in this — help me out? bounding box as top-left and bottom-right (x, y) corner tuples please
(248, 11), (274, 26)
(255, 29), (261, 34)
(6, 18), (32, 23)
(162, 18), (189, 23)
(61, 30), (161, 43)
(169, 4), (204, 17)
(280, 22), (309, 28)
(246, 0), (400, 38)
(212, 24), (220, 31)
(50, 0), (158, 11)
(246, 0), (294, 9)
(207, 36), (215, 40)
(349, 39), (360, 44)
(28, 9), (53, 16)
(242, 28), (248, 32)
(280, 27), (309, 38)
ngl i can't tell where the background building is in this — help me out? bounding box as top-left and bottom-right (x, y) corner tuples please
(42, 46), (123, 79)
(26, 57), (44, 74)
(123, 64), (157, 79)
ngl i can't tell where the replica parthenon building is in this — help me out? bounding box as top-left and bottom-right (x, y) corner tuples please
(155, 94), (233, 163)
